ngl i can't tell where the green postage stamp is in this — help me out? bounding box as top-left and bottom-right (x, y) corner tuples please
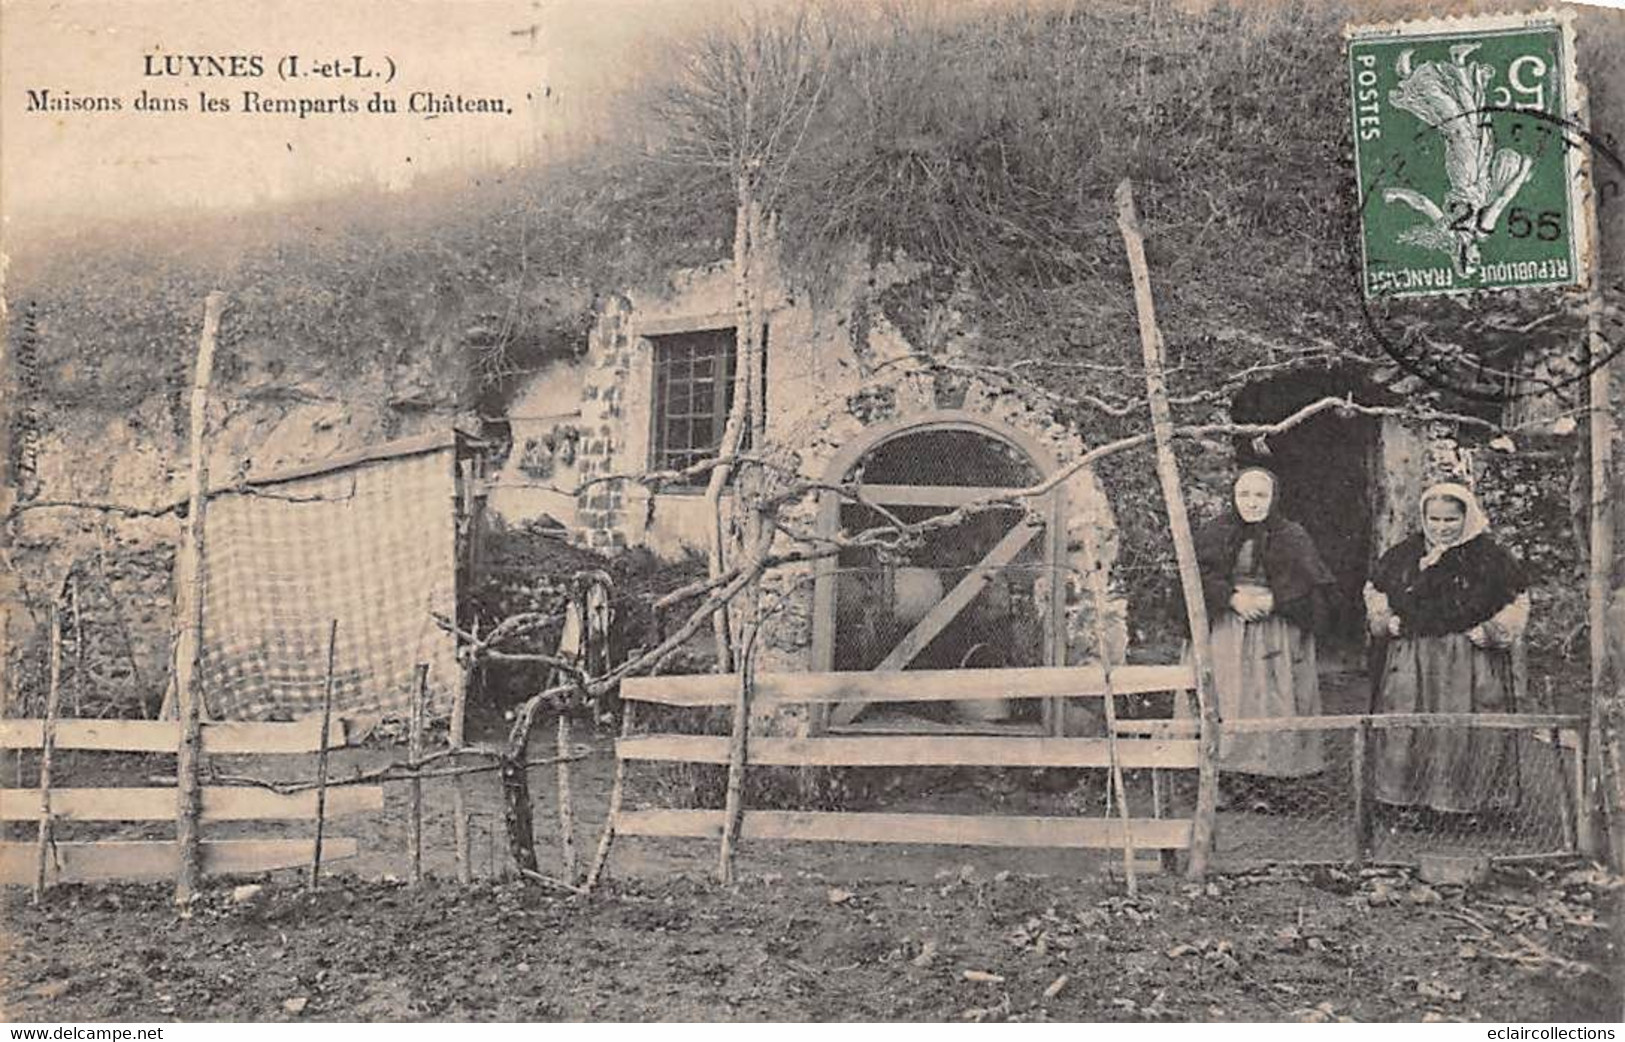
(1346, 10), (1590, 298)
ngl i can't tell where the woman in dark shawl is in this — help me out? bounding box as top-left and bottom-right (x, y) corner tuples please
(1365, 482), (1529, 815)
(1194, 468), (1336, 793)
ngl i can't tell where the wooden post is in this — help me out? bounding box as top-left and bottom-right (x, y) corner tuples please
(1553, 726), (1578, 854)
(586, 700), (636, 893)
(1352, 720), (1372, 866)
(1585, 257), (1614, 860)
(174, 290), (223, 907)
(501, 698), (541, 877)
(1115, 181), (1220, 879)
(1077, 495), (1136, 894)
(408, 663), (427, 885)
(717, 628), (758, 885)
(1571, 78), (1620, 865)
(309, 619), (339, 893)
(33, 603), (63, 903)
(452, 461), (477, 884)
(452, 648), (473, 884)
(556, 713), (578, 883)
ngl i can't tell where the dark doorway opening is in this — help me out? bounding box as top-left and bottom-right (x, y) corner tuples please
(1231, 371), (1379, 659)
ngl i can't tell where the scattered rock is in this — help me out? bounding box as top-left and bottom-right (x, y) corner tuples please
(827, 888), (855, 905)
(1417, 980), (1463, 1002)
(1293, 1001), (1341, 1023)
(282, 996), (309, 1015)
(1418, 854), (1489, 887)
(911, 940), (939, 968)
(232, 884), (264, 905)
(33, 980), (72, 1001)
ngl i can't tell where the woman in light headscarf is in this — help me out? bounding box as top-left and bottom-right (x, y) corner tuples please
(1364, 482), (1530, 816)
(1194, 468), (1335, 805)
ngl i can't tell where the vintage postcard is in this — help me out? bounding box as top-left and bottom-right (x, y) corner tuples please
(3, 0), (1624, 1026)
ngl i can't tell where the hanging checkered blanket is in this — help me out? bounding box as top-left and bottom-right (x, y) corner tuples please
(197, 441), (460, 721)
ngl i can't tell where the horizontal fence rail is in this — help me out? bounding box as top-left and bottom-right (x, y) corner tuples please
(1115, 713), (1584, 736)
(619, 663), (1197, 708)
(1219, 712), (1584, 733)
(618, 734), (1199, 770)
(0, 838), (358, 885)
(0, 717), (348, 754)
(3, 717), (374, 888)
(0, 785), (383, 822)
(617, 809), (1192, 850)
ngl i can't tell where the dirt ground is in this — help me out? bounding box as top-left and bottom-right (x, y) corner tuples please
(2, 860), (1619, 1022)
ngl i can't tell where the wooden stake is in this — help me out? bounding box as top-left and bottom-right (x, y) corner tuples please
(33, 604), (63, 903)
(1585, 274), (1613, 859)
(586, 701), (636, 893)
(452, 646), (472, 884)
(174, 290), (223, 907)
(308, 619), (339, 893)
(501, 741), (540, 878)
(1077, 494), (1136, 895)
(1569, 79), (1621, 869)
(556, 712), (578, 884)
(717, 631), (757, 885)
(1115, 181), (1220, 879)
(1352, 720), (1372, 867)
(1553, 726), (1578, 854)
(408, 663), (427, 885)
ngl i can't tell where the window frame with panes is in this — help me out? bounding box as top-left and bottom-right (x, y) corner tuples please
(647, 325), (767, 489)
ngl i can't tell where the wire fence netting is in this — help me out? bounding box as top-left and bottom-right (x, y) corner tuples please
(1166, 722), (1580, 868)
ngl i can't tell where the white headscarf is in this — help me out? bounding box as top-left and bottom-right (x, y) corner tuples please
(1418, 482), (1490, 570)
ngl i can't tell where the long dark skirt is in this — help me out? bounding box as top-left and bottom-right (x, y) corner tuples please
(1372, 633), (1519, 813)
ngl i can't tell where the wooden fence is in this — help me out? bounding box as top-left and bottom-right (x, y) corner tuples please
(612, 663), (1201, 859)
(608, 666), (1589, 873)
(0, 716), (381, 886)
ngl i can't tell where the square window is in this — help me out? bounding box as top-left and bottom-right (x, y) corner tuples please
(649, 326), (767, 487)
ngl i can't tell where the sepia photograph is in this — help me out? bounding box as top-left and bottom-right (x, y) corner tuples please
(2, 0), (1625, 1025)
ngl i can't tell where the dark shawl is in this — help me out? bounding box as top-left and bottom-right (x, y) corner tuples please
(1370, 532), (1527, 637)
(1192, 508), (1335, 634)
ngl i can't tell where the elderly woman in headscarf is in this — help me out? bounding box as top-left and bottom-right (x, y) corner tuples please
(1194, 468), (1336, 804)
(1364, 482), (1530, 817)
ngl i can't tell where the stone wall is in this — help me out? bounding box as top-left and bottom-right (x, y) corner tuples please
(3, 336), (468, 716)
(487, 255), (1129, 688)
